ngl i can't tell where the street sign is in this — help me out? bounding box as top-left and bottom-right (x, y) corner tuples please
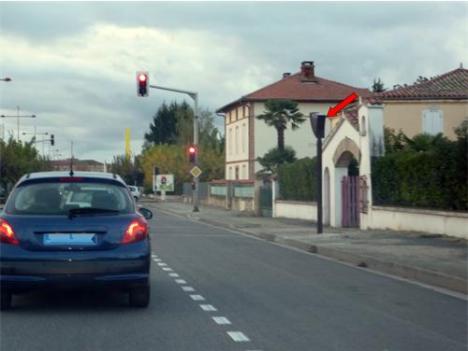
(190, 166), (202, 178)
(155, 174), (174, 192)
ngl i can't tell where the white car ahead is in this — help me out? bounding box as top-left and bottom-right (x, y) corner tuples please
(128, 186), (141, 201)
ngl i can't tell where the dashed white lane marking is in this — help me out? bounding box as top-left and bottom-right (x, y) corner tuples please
(212, 316), (231, 325)
(200, 304), (217, 311)
(227, 331), (250, 342)
(190, 294), (205, 301)
(182, 286), (195, 292)
(175, 279), (187, 284)
(162, 267), (173, 271)
(157, 262), (167, 267)
(153, 259), (162, 262)
(169, 273), (179, 277)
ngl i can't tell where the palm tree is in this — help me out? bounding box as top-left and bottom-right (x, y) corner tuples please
(256, 100), (305, 151)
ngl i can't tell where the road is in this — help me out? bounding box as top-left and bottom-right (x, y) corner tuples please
(1, 207), (467, 351)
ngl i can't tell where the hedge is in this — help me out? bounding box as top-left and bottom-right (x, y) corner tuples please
(277, 157), (317, 201)
(372, 135), (467, 211)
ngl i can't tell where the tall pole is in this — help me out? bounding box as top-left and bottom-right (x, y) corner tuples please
(193, 93), (200, 212)
(310, 113), (326, 234)
(17, 106), (20, 140)
(316, 136), (323, 234)
(149, 84), (200, 212)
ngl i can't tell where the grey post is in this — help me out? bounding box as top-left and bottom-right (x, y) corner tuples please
(149, 84), (200, 212)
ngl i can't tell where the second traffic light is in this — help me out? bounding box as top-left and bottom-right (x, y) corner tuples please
(137, 72), (149, 97)
(50, 134), (55, 146)
(188, 145), (197, 164)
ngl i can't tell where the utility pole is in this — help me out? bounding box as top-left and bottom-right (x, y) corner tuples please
(0, 107), (36, 141)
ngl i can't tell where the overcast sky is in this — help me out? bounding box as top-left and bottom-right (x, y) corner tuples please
(1, 1), (466, 163)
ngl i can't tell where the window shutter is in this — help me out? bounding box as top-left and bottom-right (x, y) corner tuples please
(422, 109), (443, 135)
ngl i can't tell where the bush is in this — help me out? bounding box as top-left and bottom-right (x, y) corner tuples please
(277, 157), (317, 201)
(372, 126), (467, 211)
(257, 147), (296, 175)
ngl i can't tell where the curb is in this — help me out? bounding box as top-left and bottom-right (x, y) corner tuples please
(156, 205), (468, 296)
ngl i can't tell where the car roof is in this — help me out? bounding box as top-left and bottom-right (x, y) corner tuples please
(18, 171), (126, 185)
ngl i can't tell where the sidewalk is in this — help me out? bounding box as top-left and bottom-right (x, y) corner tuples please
(144, 199), (468, 295)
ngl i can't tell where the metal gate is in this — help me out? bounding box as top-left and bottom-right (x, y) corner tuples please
(259, 183), (272, 217)
(341, 176), (360, 227)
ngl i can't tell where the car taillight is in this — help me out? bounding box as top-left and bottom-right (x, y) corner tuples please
(0, 219), (19, 245)
(121, 217), (148, 244)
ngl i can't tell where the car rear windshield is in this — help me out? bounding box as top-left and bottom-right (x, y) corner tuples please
(5, 180), (134, 216)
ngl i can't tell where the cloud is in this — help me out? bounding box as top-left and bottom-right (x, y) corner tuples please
(0, 2), (466, 162)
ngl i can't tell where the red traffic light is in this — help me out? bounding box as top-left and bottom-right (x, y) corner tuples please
(188, 145), (197, 163)
(136, 71), (149, 97)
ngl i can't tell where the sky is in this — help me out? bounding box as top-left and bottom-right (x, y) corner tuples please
(0, 1), (467, 163)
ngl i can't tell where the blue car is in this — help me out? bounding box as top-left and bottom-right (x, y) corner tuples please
(0, 171), (153, 310)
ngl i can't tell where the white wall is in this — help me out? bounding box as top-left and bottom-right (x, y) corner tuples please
(275, 200), (317, 221)
(368, 206), (468, 239)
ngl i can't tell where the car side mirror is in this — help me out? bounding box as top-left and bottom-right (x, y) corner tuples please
(138, 207), (153, 220)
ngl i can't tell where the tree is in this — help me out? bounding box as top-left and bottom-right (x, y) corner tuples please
(0, 137), (50, 196)
(257, 147), (296, 175)
(256, 100), (305, 152)
(143, 101), (224, 152)
(372, 78), (386, 93)
(143, 102), (178, 147)
(109, 155), (144, 186)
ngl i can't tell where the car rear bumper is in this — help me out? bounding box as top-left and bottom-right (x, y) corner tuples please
(0, 241), (150, 293)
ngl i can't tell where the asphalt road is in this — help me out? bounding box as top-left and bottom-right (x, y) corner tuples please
(1, 208), (467, 351)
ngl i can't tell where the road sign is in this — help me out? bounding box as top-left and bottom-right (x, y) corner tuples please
(155, 174), (174, 192)
(190, 166), (202, 178)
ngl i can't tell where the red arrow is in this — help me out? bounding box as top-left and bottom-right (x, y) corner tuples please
(327, 92), (359, 117)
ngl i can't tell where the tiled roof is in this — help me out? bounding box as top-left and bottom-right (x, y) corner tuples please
(377, 68), (468, 100)
(217, 72), (371, 112)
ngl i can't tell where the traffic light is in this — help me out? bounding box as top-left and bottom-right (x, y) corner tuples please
(136, 72), (149, 97)
(310, 113), (326, 139)
(188, 145), (197, 164)
(50, 134), (55, 146)
(154, 166), (160, 175)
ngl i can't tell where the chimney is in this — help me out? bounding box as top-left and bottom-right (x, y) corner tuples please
(282, 72), (291, 79)
(300, 61), (316, 81)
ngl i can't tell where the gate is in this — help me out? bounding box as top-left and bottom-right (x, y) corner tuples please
(259, 183), (272, 217)
(341, 176), (360, 227)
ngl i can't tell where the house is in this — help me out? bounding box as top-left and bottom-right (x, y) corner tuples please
(50, 159), (105, 172)
(377, 66), (468, 139)
(217, 61), (370, 180)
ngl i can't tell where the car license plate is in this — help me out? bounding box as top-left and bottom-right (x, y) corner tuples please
(43, 233), (97, 246)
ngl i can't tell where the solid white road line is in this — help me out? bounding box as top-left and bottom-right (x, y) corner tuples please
(182, 286), (195, 292)
(175, 279), (187, 284)
(227, 331), (250, 342)
(212, 316), (231, 325)
(169, 273), (179, 277)
(190, 294), (205, 301)
(200, 304), (217, 312)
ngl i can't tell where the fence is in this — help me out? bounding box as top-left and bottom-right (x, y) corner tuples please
(183, 180), (257, 213)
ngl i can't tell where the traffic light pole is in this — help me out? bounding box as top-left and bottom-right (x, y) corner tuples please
(310, 113), (326, 234)
(149, 84), (200, 212)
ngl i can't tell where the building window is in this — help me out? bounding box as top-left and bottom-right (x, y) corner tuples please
(360, 115), (367, 136)
(422, 108), (443, 135)
(235, 166), (239, 180)
(235, 126), (239, 155)
(242, 123), (246, 154)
